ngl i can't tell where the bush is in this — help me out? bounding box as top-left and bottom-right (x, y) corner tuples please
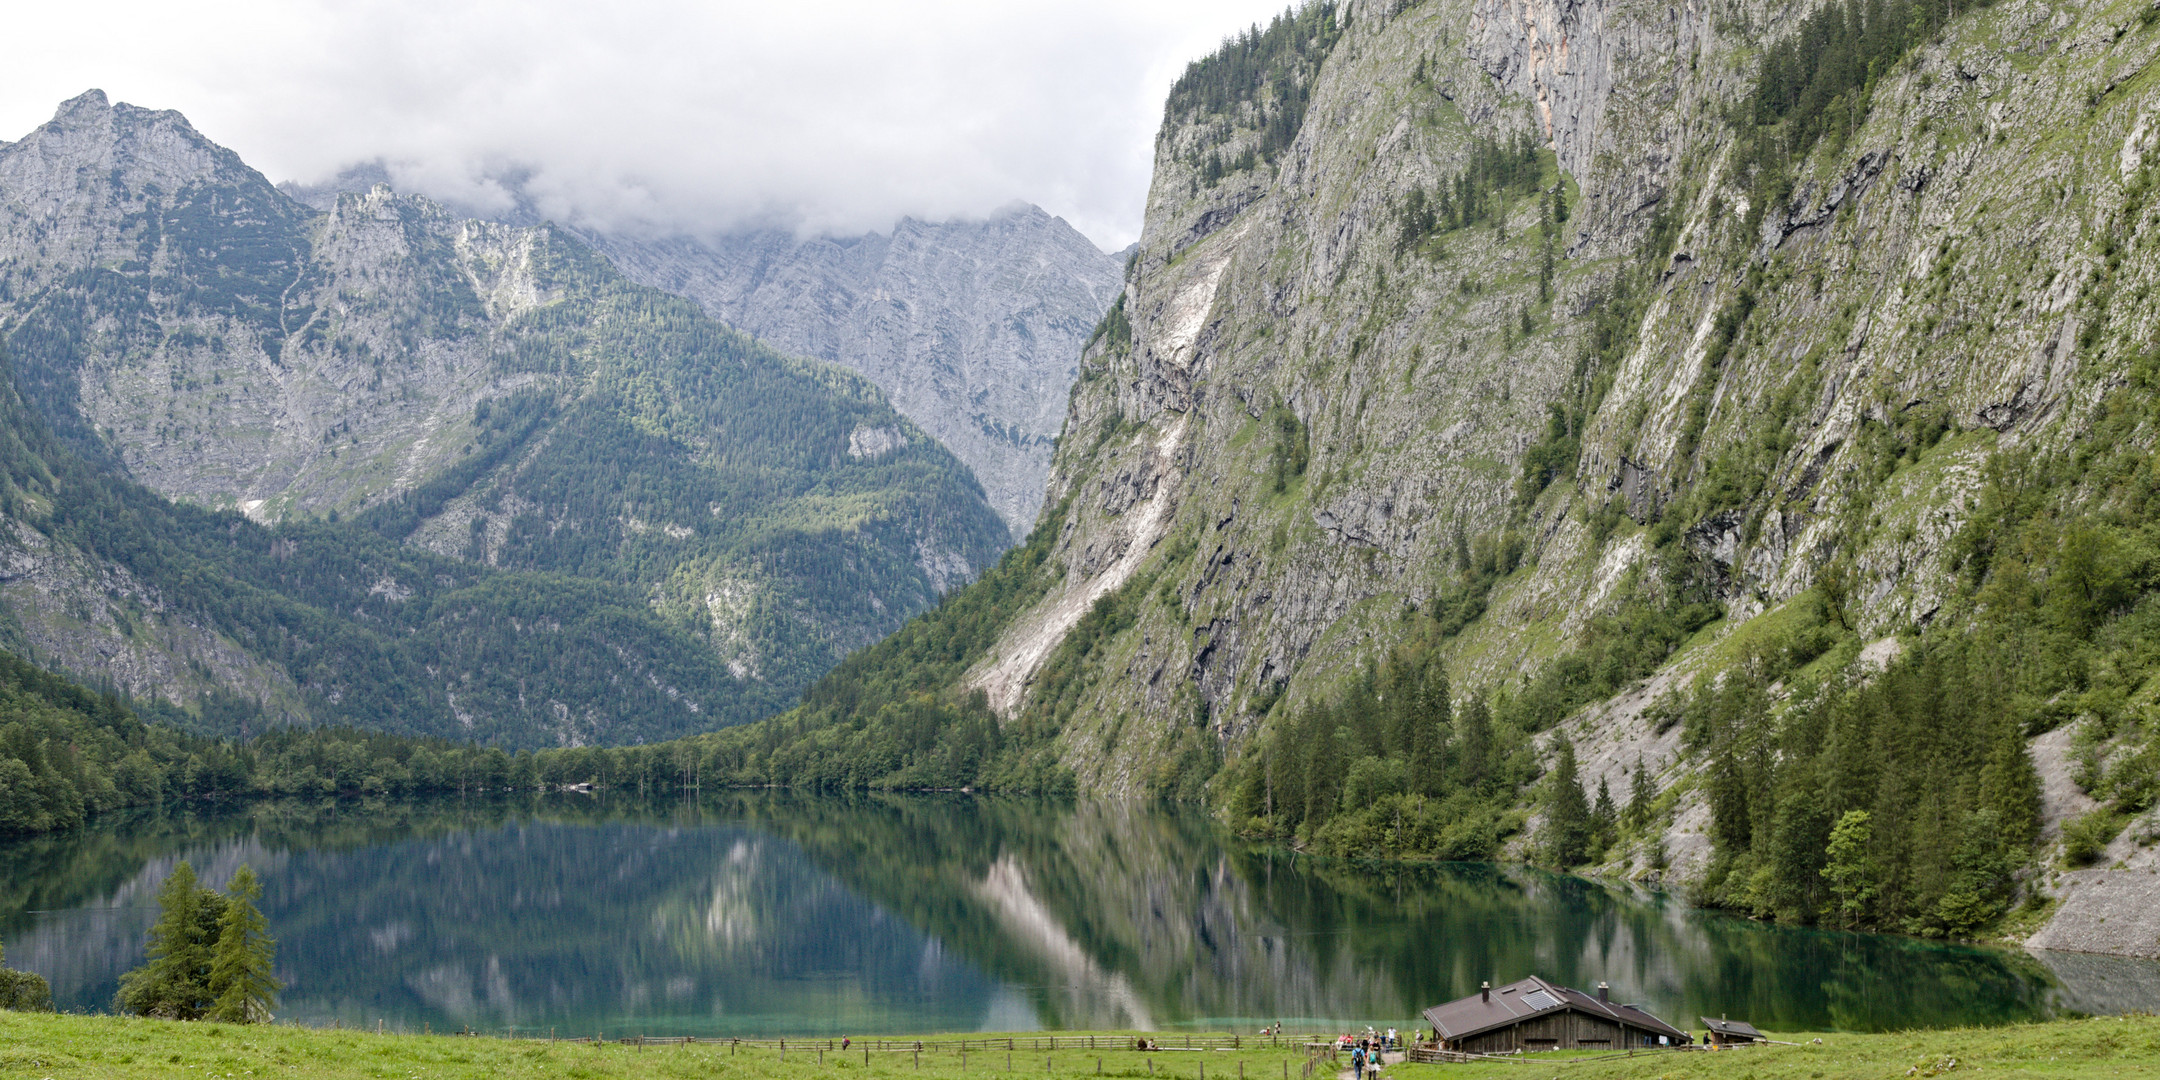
(2062, 809), (2124, 867)
(0, 941), (52, 1012)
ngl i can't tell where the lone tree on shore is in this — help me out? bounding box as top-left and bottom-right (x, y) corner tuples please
(207, 865), (280, 1022)
(117, 861), (279, 1021)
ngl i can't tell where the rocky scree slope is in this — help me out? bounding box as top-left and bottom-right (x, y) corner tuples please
(0, 91), (1009, 743)
(722, 0), (2160, 956)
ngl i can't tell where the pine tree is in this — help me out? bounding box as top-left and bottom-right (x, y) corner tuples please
(1457, 695), (1495, 794)
(1593, 775), (1618, 838)
(1543, 734), (1593, 866)
(1978, 722), (2042, 849)
(1626, 755), (1656, 828)
(207, 865), (280, 1023)
(1401, 650), (1451, 796)
(116, 861), (227, 1019)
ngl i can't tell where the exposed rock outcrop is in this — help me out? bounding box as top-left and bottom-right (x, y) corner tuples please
(580, 209), (1126, 536)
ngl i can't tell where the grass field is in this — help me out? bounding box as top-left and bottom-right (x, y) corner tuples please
(0, 1014), (2156, 1079)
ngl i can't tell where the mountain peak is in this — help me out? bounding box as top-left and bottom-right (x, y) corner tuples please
(53, 88), (111, 123)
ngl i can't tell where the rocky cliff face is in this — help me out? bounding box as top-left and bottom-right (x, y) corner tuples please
(284, 172), (1128, 539)
(0, 91), (1009, 739)
(576, 210), (1127, 536)
(928, 0), (2160, 952)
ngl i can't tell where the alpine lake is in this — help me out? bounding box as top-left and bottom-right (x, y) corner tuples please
(5, 792), (2157, 1039)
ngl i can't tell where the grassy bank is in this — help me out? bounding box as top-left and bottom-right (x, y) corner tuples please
(1, 1014), (2156, 1079)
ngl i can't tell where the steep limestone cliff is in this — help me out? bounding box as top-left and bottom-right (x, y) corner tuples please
(777, 0), (2160, 953)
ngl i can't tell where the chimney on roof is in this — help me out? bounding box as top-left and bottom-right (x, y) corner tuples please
(1481, 981), (1491, 1003)
(1598, 982), (1610, 1004)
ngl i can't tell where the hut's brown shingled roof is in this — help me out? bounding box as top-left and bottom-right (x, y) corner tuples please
(1421, 977), (1688, 1044)
(1701, 1017), (1763, 1040)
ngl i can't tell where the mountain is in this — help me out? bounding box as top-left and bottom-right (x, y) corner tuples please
(576, 212), (1129, 537)
(283, 171), (1130, 539)
(695, 0), (2160, 956)
(0, 91), (1009, 743)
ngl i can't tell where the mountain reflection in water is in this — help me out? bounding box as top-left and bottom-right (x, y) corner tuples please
(2, 792), (2151, 1036)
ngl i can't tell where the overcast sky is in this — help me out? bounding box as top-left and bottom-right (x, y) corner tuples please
(2, 1), (1303, 250)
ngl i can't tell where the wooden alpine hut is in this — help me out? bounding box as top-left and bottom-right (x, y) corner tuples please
(1701, 1016), (1764, 1046)
(1422, 976), (1690, 1053)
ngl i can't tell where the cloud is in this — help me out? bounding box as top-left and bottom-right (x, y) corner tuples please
(1, 0), (1305, 248)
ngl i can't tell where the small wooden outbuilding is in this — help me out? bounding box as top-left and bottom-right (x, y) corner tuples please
(1422, 976), (1690, 1054)
(1701, 1017), (1764, 1046)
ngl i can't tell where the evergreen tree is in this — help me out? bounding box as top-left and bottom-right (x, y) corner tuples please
(1457, 695), (1495, 794)
(1626, 755), (1656, 828)
(116, 861), (227, 1019)
(1543, 734), (1593, 866)
(1593, 775), (1618, 841)
(1978, 723), (2042, 848)
(1398, 650), (1451, 796)
(207, 865), (280, 1023)
(1931, 810), (2015, 937)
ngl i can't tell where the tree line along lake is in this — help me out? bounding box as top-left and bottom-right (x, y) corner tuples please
(4, 791), (2156, 1038)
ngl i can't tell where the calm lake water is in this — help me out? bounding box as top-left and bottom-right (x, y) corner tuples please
(4, 792), (2157, 1037)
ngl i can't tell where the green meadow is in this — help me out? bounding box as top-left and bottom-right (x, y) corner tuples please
(2, 1015), (2158, 1080)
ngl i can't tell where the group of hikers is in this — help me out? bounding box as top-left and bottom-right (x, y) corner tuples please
(1341, 1027), (1399, 1078)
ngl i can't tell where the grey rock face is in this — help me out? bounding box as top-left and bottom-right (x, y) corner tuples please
(577, 209), (1126, 537)
(940, 0), (2160, 953)
(0, 91), (1010, 737)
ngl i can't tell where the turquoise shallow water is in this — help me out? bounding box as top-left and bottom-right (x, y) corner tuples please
(3, 791), (2154, 1037)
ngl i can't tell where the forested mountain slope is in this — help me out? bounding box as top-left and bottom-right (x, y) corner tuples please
(0, 92), (1009, 742)
(695, 0), (2160, 956)
(283, 177), (1129, 539)
(577, 210), (1127, 537)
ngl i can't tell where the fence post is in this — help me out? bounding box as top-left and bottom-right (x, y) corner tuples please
(1097, 1059), (1103, 1075)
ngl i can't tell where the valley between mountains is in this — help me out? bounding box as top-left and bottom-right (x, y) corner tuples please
(6, 0), (2160, 964)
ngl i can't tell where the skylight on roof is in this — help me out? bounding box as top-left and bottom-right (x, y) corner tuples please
(1522, 990), (1560, 1010)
